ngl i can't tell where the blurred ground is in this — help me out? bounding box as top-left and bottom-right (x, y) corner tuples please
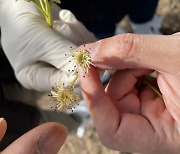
(58, 0), (180, 154)
(119, 0), (180, 34)
(158, 0), (180, 34)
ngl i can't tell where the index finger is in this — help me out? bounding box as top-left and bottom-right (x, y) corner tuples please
(78, 66), (121, 136)
(78, 33), (180, 74)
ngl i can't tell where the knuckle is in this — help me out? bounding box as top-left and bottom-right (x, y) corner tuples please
(117, 33), (142, 60)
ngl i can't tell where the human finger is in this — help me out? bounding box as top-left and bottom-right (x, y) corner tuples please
(79, 66), (121, 145)
(79, 33), (180, 74)
(105, 69), (151, 114)
(2, 122), (67, 154)
(0, 118), (7, 142)
(106, 69), (151, 101)
(140, 86), (166, 118)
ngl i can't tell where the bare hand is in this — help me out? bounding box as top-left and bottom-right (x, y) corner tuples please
(79, 33), (180, 154)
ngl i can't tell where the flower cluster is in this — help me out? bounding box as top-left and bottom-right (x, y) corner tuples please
(50, 50), (92, 112)
(50, 83), (79, 112)
(72, 50), (92, 73)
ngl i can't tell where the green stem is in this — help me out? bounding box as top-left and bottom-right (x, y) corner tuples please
(44, 0), (49, 12)
(39, 0), (45, 11)
(143, 80), (163, 99)
(32, 0), (52, 27)
(69, 73), (79, 89)
(32, 0), (42, 11)
(47, 1), (53, 26)
(31, 0), (48, 18)
(43, 0), (52, 27)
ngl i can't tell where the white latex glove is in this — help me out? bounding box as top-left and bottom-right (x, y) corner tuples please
(0, 0), (96, 91)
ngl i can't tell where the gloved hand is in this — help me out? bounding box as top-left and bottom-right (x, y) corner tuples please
(0, 0), (96, 91)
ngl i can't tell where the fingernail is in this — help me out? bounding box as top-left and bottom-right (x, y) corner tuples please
(0, 118), (4, 122)
(38, 126), (67, 154)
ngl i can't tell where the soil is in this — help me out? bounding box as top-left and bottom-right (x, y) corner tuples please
(59, 0), (180, 153)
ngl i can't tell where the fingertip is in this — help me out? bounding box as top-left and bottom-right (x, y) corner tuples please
(38, 123), (68, 154)
(0, 118), (7, 126)
(78, 65), (105, 102)
(59, 9), (77, 23)
(0, 118), (7, 141)
(52, 122), (68, 140)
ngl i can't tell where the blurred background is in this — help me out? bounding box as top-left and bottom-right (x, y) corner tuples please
(0, 0), (179, 153)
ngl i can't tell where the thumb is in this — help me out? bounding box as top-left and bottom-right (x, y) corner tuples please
(0, 118), (7, 142)
(53, 9), (96, 45)
(79, 33), (180, 74)
(2, 122), (68, 154)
